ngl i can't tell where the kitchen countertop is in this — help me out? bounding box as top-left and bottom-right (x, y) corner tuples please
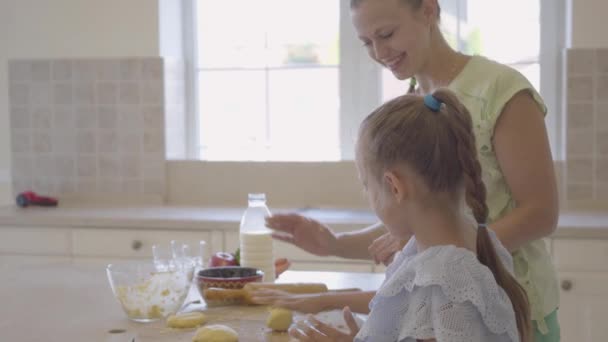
(0, 257), (383, 341)
(1, 202), (608, 239)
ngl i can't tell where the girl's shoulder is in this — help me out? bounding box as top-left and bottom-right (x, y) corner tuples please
(369, 245), (519, 341)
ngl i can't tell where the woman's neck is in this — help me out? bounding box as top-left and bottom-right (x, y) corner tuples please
(414, 31), (470, 95)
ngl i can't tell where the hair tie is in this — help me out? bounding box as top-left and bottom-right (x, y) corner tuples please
(478, 223), (488, 229)
(423, 94), (442, 112)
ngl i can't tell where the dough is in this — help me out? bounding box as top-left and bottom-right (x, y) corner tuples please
(167, 311), (208, 329)
(266, 308), (293, 332)
(192, 324), (238, 342)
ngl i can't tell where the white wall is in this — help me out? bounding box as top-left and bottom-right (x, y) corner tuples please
(0, 4), (11, 204)
(0, 0), (161, 204)
(569, 0), (608, 48)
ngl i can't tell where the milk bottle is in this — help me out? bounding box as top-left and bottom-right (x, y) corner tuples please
(239, 193), (275, 282)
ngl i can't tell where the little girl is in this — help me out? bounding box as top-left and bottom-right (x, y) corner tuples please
(289, 89), (531, 342)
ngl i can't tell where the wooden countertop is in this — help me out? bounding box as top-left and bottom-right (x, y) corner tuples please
(0, 257), (383, 342)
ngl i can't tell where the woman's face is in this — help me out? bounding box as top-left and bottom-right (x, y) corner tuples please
(351, 0), (432, 80)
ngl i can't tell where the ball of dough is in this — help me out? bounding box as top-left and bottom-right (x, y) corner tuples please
(266, 308), (293, 332)
(167, 311), (207, 329)
(192, 324), (238, 342)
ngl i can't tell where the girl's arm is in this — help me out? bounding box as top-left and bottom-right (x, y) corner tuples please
(490, 90), (559, 251)
(251, 289), (376, 314)
(316, 291), (375, 314)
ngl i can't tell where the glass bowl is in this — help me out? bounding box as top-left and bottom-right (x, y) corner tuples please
(106, 260), (195, 322)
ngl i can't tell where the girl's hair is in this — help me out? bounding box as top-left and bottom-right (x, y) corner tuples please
(350, 0), (442, 19)
(358, 89), (531, 342)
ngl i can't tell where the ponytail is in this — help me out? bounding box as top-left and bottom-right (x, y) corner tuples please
(432, 88), (532, 342)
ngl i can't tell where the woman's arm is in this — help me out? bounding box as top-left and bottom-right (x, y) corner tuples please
(490, 91), (559, 251)
(334, 222), (387, 259)
(267, 214), (387, 260)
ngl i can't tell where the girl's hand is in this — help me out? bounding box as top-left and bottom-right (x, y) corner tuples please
(289, 307), (359, 342)
(368, 232), (408, 266)
(249, 289), (327, 314)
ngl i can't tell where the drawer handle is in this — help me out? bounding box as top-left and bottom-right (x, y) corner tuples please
(131, 240), (143, 251)
(561, 279), (573, 291)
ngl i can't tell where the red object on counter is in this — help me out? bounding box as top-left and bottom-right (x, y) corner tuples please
(15, 191), (58, 208)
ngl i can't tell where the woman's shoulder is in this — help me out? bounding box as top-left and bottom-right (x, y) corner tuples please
(467, 55), (519, 77)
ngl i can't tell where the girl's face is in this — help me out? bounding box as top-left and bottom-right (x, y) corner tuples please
(356, 145), (411, 240)
(351, 0), (433, 80)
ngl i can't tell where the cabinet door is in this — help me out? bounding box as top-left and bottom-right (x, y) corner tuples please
(558, 272), (608, 341)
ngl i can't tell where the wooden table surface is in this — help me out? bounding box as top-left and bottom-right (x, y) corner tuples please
(0, 257), (384, 342)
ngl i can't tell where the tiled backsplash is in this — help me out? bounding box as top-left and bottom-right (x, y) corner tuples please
(566, 48), (608, 203)
(8, 58), (167, 198)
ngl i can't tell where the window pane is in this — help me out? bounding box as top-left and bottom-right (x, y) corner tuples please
(465, 0), (539, 64)
(197, 0), (339, 69)
(197, 0), (267, 68)
(266, 0), (339, 67)
(198, 70), (266, 159)
(268, 68), (340, 161)
(196, 0), (340, 161)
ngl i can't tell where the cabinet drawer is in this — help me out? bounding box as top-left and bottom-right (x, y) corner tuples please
(72, 228), (211, 258)
(553, 239), (608, 272)
(0, 227), (71, 256)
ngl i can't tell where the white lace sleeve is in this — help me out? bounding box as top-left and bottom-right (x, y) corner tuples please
(356, 246), (520, 342)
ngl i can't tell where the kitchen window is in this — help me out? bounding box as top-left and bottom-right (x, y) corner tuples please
(185, 0), (565, 161)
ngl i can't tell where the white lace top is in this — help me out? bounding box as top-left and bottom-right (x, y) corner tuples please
(355, 231), (520, 342)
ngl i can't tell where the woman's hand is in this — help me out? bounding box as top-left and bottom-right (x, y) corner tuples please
(266, 214), (338, 257)
(368, 232), (409, 266)
(289, 307), (359, 342)
(250, 288), (327, 314)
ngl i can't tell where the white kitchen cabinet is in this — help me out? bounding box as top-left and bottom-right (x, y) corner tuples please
(558, 271), (608, 341)
(553, 239), (608, 341)
(224, 230), (240, 254)
(0, 254), (71, 265)
(553, 239), (608, 272)
(71, 228), (211, 259)
(0, 226), (71, 256)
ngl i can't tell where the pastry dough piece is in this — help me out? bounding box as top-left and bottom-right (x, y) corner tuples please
(192, 324), (238, 342)
(167, 311), (208, 329)
(266, 308), (293, 332)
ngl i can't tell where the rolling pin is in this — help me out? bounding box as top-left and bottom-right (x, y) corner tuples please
(202, 283), (360, 306)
